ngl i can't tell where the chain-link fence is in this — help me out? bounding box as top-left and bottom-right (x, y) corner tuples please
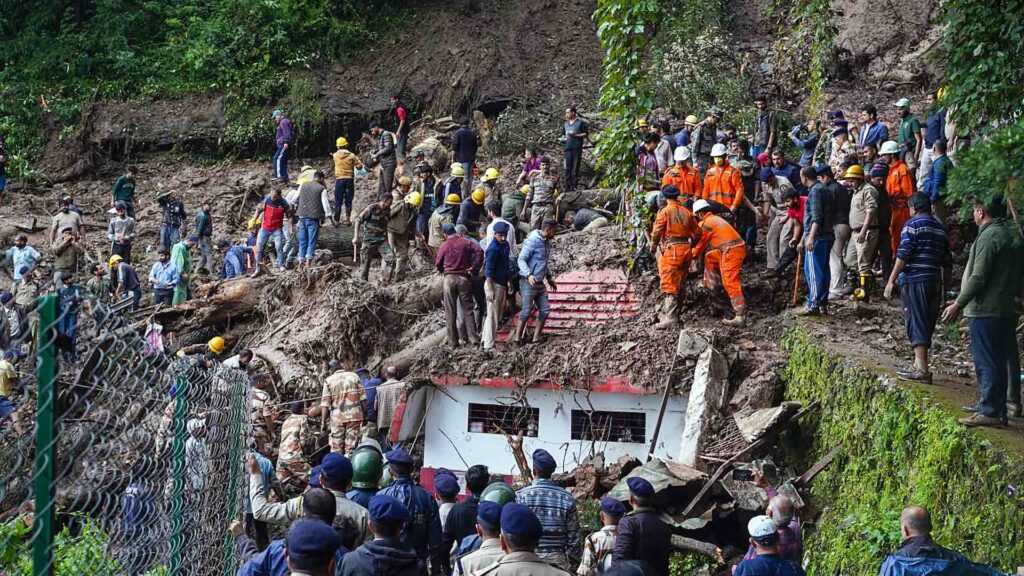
(0, 290), (251, 576)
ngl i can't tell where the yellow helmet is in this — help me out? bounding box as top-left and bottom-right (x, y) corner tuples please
(482, 168), (500, 182)
(208, 336), (225, 355)
(520, 184), (530, 195)
(471, 189), (485, 205)
(406, 192), (423, 207)
(634, 118), (648, 129)
(685, 115), (699, 125)
(445, 194), (461, 206)
(843, 165), (865, 180)
(936, 86), (947, 102)
(336, 136), (348, 148)
(247, 217), (261, 230)
(450, 164), (466, 177)
(398, 176), (413, 187)
(108, 254), (123, 268)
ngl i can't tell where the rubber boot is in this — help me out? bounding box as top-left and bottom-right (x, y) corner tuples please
(853, 273), (871, 302)
(722, 314), (747, 327)
(531, 318), (546, 345)
(654, 295), (680, 330)
(513, 319), (529, 345)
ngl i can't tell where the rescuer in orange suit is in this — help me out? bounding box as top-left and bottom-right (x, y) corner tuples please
(661, 146), (702, 200)
(692, 199), (748, 327)
(651, 185), (699, 329)
(880, 140), (915, 256)
(701, 143), (744, 214)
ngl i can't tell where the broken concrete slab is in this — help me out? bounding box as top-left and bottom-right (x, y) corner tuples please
(606, 457), (706, 503)
(734, 401), (802, 443)
(678, 345), (729, 467)
(676, 330), (710, 358)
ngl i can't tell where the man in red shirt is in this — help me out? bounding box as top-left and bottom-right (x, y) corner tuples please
(435, 223), (483, 348)
(391, 94), (410, 161)
(253, 187), (290, 270)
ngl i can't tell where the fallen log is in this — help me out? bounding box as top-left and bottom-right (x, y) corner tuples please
(671, 535), (724, 565)
(381, 328), (447, 377)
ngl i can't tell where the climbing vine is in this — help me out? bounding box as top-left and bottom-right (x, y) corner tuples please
(945, 119), (1024, 212)
(782, 328), (1024, 575)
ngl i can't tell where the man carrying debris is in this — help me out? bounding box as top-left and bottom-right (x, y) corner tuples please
(524, 157), (559, 230)
(107, 202), (136, 263)
(692, 200), (748, 326)
(577, 497), (624, 576)
(378, 447), (445, 572)
(333, 136), (362, 226)
(370, 121), (398, 197)
(515, 449), (580, 571)
(734, 515), (805, 576)
(612, 477), (671, 574)
(111, 165), (138, 218)
(651, 185), (698, 329)
(436, 223), (483, 348)
(157, 189), (188, 252)
(355, 194), (395, 282)
(515, 220), (558, 344)
(321, 365), (366, 455)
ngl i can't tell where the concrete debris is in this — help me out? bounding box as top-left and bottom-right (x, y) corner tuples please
(606, 457), (707, 503)
(678, 344), (729, 467)
(734, 401), (802, 443)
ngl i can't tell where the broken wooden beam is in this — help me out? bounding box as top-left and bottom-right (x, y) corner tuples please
(671, 535), (724, 565)
(795, 444), (840, 488)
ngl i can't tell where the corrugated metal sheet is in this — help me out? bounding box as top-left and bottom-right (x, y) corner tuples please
(508, 268), (639, 336)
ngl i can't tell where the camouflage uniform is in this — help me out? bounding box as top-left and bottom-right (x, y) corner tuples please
(251, 387), (274, 455)
(275, 413), (310, 480)
(320, 370), (366, 454)
(577, 526), (617, 576)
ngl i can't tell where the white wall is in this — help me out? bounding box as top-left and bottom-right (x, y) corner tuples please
(423, 385), (687, 476)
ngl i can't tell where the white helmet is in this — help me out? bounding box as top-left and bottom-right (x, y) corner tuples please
(710, 143), (728, 157)
(692, 199), (711, 213)
(674, 146), (692, 162)
(879, 140), (900, 155)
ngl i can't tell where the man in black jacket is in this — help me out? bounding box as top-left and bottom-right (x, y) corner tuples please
(451, 120), (478, 195)
(612, 477), (671, 575)
(440, 464), (489, 574)
(341, 495), (426, 576)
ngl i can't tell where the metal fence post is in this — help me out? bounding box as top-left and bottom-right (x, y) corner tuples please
(222, 372), (246, 575)
(32, 294), (58, 576)
(168, 373), (190, 576)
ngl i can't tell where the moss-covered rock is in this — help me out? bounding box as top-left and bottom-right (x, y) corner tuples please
(783, 326), (1024, 575)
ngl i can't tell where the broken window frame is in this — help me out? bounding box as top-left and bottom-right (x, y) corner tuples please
(570, 409), (646, 444)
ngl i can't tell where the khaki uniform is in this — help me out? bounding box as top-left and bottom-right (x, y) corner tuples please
(249, 477), (371, 549)
(251, 387), (274, 454)
(276, 413), (310, 479)
(455, 538), (504, 576)
(845, 183), (881, 274)
(473, 551), (571, 576)
(577, 526), (616, 576)
(321, 370), (366, 454)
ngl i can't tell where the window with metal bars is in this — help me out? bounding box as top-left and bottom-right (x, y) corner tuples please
(467, 403), (539, 437)
(570, 410), (646, 443)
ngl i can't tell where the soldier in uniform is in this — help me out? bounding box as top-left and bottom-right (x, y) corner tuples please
(523, 157), (559, 230)
(275, 401), (311, 481)
(377, 448), (444, 571)
(354, 195), (395, 282)
(347, 444), (384, 507)
(577, 498), (624, 576)
(250, 374), (275, 456)
(453, 501), (504, 576)
(473, 503), (571, 576)
(320, 366), (366, 455)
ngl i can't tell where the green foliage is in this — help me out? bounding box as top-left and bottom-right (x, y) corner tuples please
(0, 0), (402, 175)
(669, 552), (714, 576)
(650, 0), (753, 131)
(945, 117), (1024, 211)
(0, 515), (123, 575)
(782, 327), (1024, 575)
(767, 0), (836, 120)
(939, 0), (1024, 129)
(592, 0), (661, 191)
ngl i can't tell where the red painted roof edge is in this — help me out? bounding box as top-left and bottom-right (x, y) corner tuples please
(429, 375), (653, 395)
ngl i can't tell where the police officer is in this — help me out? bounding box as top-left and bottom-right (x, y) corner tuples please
(453, 501), (504, 576)
(284, 519), (343, 576)
(474, 503), (571, 575)
(377, 448), (444, 572)
(613, 477), (672, 575)
(249, 452), (370, 551)
(348, 445), (384, 507)
(341, 495), (426, 576)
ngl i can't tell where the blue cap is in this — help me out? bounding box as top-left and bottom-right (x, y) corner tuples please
(435, 474), (460, 497)
(271, 109), (283, 118)
(627, 477), (655, 498)
(355, 367), (370, 375)
(309, 466), (322, 488)
(532, 449), (556, 473)
(661, 185), (680, 199)
(442, 222), (456, 235)
(286, 519), (341, 561)
(0, 293), (12, 304)
(18, 266), (29, 276)
(600, 497), (626, 517)
(500, 503), (542, 539)
(186, 234), (199, 243)
(870, 162), (889, 178)
(368, 494), (410, 522)
(493, 221), (510, 234)
(759, 167), (774, 183)
(386, 447), (414, 466)
(477, 501), (502, 529)
(321, 453), (353, 484)
(435, 467), (456, 480)
(831, 126), (848, 137)
(814, 164), (833, 178)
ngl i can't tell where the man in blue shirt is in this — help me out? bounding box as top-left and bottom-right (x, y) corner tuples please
(771, 150), (805, 194)
(923, 139), (954, 222)
(884, 193), (951, 384)
(148, 248), (180, 306)
(218, 238), (251, 279)
(858, 104), (890, 149)
(515, 220), (558, 345)
(879, 506), (992, 576)
(734, 515), (805, 576)
(787, 120), (820, 167)
(917, 91), (947, 191)
(797, 166), (834, 316)
(0, 234), (40, 281)
(482, 221), (514, 351)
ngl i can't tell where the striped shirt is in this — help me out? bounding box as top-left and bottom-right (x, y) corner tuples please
(516, 479), (582, 564)
(896, 213), (951, 284)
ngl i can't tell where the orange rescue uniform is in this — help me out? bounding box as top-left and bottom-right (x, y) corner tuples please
(701, 164), (744, 210)
(886, 160), (915, 255)
(661, 164), (703, 200)
(652, 200), (699, 295)
(693, 214), (747, 313)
